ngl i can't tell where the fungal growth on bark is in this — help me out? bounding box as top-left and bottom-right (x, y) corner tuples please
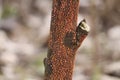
(44, 0), (90, 80)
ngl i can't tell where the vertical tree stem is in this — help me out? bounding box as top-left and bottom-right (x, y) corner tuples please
(44, 0), (89, 80)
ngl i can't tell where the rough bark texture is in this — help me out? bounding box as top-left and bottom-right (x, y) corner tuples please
(44, 0), (88, 80)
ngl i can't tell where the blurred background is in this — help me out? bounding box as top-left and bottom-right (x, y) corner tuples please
(0, 0), (120, 80)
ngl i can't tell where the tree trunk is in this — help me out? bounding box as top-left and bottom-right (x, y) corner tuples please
(44, 0), (89, 80)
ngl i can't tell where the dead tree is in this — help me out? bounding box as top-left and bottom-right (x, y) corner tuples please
(44, 0), (90, 80)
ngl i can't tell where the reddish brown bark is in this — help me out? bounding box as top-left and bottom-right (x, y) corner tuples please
(44, 0), (89, 80)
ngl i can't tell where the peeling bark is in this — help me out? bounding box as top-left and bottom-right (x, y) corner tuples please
(44, 0), (89, 80)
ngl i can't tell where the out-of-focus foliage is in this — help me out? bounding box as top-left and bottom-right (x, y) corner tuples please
(1, 5), (17, 18)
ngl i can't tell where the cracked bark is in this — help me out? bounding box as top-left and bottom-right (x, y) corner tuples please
(44, 0), (89, 80)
